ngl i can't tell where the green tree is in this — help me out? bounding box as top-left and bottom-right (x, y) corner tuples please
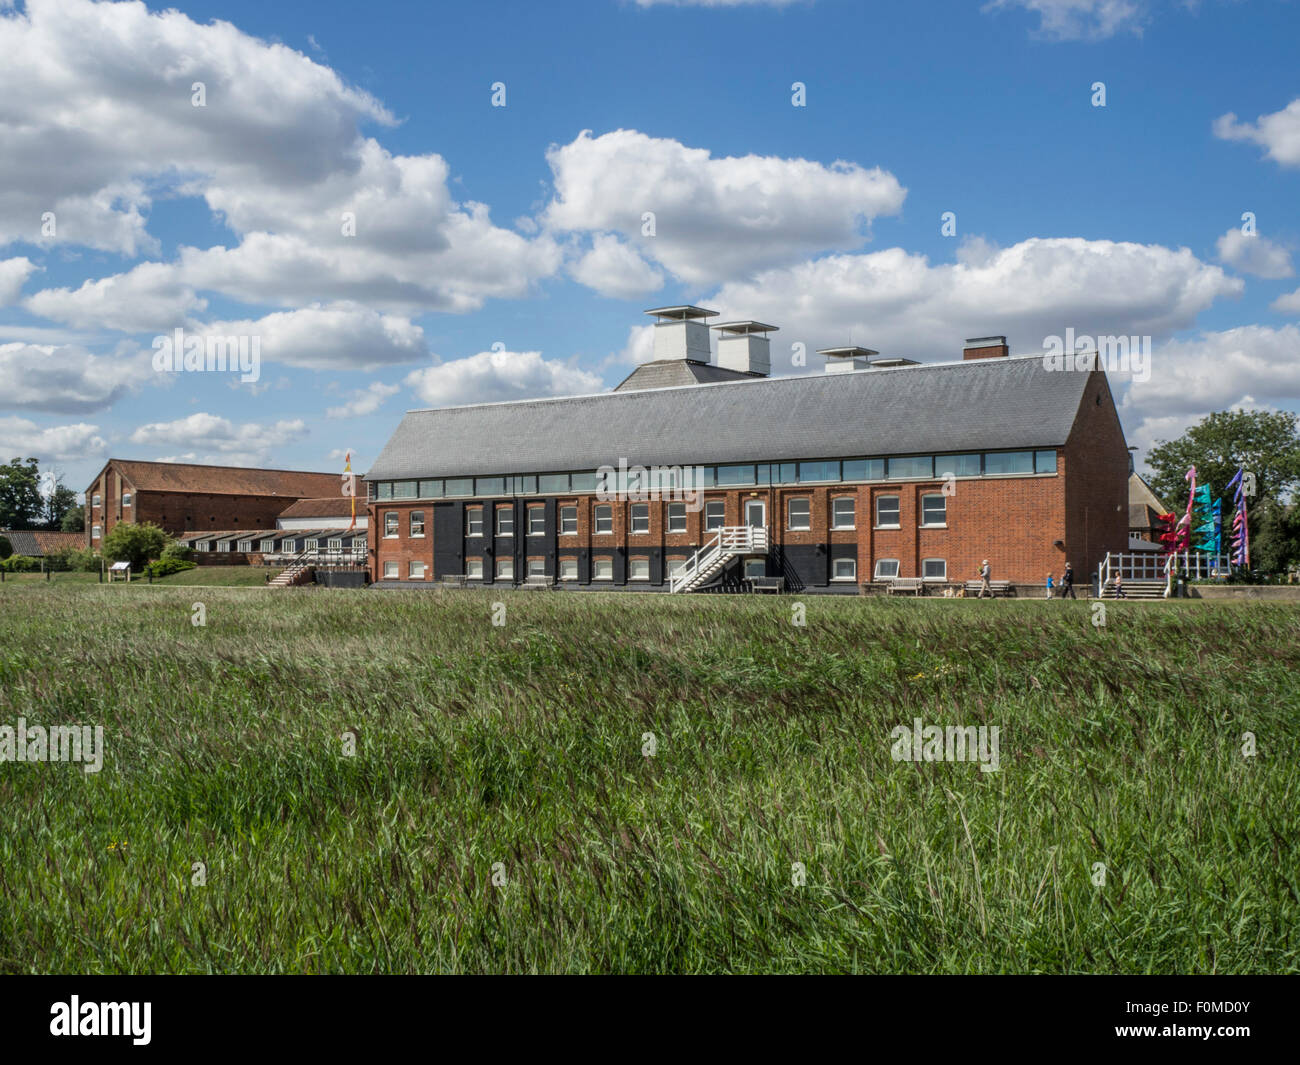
(1146, 410), (1300, 514)
(0, 457), (43, 528)
(101, 522), (170, 571)
(0, 534), (11, 559)
(43, 483), (78, 530)
(60, 503), (85, 533)
(1252, 500), (1300, 575)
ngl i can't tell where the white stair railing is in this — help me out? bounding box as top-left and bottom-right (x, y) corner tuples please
(670, 526), (768, 593)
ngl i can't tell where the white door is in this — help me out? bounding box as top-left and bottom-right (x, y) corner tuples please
(744, 499), (766, 528)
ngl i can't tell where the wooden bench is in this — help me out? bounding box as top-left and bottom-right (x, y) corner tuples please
(887, 577), (926, 596)
(745, 576), (785, 594)
(519, 574), (554, 590)
(964, 579), (1013, 597)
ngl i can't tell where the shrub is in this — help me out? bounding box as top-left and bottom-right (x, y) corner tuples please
(102, 522), (170, 571)
(144, 558), (198, 578)
(0, 555), (40, 573)
(160, 541), (192, 561)
(0, 535), (11, 559)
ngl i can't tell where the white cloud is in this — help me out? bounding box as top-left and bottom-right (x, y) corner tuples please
(1214, 98), (1300, 169)
(603, 324), (658, 369)
(982, 0), (1148, 41)
(24, 261), (205, 332)
(1120, 324), (1300, 452)
(0, 342), (144, 413)
(4, 0), (560, 322)
(198, 304), (428, 372)
(1271, 287), (1300, 315)
(0, 416), (107, 462)
(326, 380), (401, 419)
(128, 412), (308, 461)
(570, 233), (664, 299)
(404, 349), (603, 408)
(1215, 228), (1293, 279)
(707, 237), (1242, 365)
(0, 256), (37, 305)
(543, 129), (905, 287)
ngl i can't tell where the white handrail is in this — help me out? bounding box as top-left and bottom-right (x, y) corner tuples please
(670, 526), (768, 593)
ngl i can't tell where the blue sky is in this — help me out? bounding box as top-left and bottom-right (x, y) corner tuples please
(2, 0), (1298, 495)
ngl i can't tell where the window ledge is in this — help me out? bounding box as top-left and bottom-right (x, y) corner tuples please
(874, 524), (901, 531)
(831, 526), (856, 531)
(920, 523), (947, 529)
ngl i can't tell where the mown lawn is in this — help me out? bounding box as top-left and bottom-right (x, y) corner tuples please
(0, 584), (1295, 974)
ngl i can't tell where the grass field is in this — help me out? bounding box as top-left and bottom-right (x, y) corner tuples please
(1, 566), (272, 587)
(0, 584), (1296, 974)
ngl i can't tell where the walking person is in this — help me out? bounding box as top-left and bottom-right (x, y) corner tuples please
(1045, 573), (1054, 599)
(1061, 561), (1076, 599)
(1114, 572), (1127, 599)
(978, 559), (992, 599)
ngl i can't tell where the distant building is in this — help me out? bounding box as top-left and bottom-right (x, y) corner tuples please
(1128, 471), (1169, 546)
(83, 459), (351, 550)
(275, 497), (369, 530)
(363, 308), (1131, 591)
(0, 529), (83, 557)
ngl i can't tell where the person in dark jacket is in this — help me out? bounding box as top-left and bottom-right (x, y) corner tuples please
(1061, 562), (1076, 599)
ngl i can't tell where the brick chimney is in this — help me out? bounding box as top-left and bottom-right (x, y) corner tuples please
(963, 335), (1009, 360)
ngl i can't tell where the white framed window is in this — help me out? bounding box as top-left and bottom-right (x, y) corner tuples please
(466, 558), (484, 579)
(466, 507), (484, 537)
(91, 524), (101, 539)
(921, 494), (946, 527)
(355, 538), (366, 551)
(496, 507), (514, 536)
(195, 541), (209, 552)
(383, 561), (398, 579)
(874, 558), (900, 580)
(217, 541), (231, 553)
(497, 557), (514, 580)
(410, 511), (425, 537)
(922, 558), (947, 580)
(260, 539), (275, 552)
(559, 558), (578, 581)
(833, 557), (857, 581)
(409, 561), (426, 579)
(831, 497), (855, 529)
(668, 557), (687, 579)
(328, 538), (343, 550)
(121, 492), (132, 507)
(528, 507), (545, 536)
(787, 498), (811, 531)
(560, 506), (577, 535)
(280, 539), (294, 553)
(527, 559), (546, 577)
(594, 505), (613, 534)
(592, 557), (613, 580)
(92, 494), (101, 508)
(667, 502), (687, 533)
(875, 496), (900, 528)
(704, 500), (725, 531)
(305, 539), (319, 552)
(238, 540), (253, 552)
(629, 556), (650, 581)
(384, 511), (399, 538)
(630, 503), (650, 534)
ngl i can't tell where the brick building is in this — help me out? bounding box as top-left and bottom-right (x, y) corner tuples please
(83, 459), (346, 550)
(363, 308), (1130, 592)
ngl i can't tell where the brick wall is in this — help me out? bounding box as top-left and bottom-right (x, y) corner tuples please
(370, 463), (1087, 589)
(1062, 369), (1131, 583)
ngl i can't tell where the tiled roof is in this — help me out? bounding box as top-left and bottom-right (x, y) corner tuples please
(277, 495), (366, 519)
(0, 530), (82, 556)
(367, 356), (1097, 481)
(96, 460), (343, 498)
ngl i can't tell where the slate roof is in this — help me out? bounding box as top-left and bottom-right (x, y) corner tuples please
(0, 530), (82, 556)
(613, 359), (758, 392)
(367, 356), (1096, 482)
(93, 460), (342, 498)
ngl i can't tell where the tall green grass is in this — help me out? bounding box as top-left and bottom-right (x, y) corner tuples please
(0, 585), (1295, 973)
